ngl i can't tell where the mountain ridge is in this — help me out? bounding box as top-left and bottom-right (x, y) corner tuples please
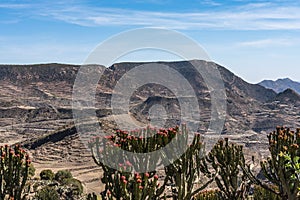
(259, 78), (300, 94)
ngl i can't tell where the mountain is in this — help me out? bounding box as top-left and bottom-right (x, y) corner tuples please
(259, 78), (300, 94)
(0, 60), (299, 192)
(272, 88), (300, 106)
(0, 60), (298, 136)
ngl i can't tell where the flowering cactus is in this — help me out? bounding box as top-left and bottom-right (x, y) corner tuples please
(0, 144), (31, 200)
(261, 127), (300, 199)
(88, 126), (178, 199)
(244, 127), (300, 200)
(100, 171), (162, 200)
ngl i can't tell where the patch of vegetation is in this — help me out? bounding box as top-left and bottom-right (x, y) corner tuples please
(40, 169), (55, 180)
(34, 186), (60, 200)
(54, 169), (73, 183)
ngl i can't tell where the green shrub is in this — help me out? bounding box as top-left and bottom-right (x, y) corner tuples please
(253, 185), (280, 200)
(40, 169), (54, 180)
(34, 186), (59, 200)
(29, 163), (36, 177)
(63, 178), (84, 195)
(54, 170), (72, 183)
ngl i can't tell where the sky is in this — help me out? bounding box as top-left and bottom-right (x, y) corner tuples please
(0, 0), (299, 83)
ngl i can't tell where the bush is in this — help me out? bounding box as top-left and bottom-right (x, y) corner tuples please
(54, 170), (72, 183)
(35, 186), (59, 200)
(253, 185), (280, 200)
(40, 169), (55, 180)
(29, 163), (36, 177)
(63, 178), (84, 195)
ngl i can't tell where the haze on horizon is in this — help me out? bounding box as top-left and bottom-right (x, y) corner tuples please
(0, 0), (299, 83)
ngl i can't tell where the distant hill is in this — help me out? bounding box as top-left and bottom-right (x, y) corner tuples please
(259, 78), (300, 94)
(272, 88), (300, 106)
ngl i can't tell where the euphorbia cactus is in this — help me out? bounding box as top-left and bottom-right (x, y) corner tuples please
(164, 128), (213, 200)
(87, 192), (98, 200)
(0, 144), (31, 200)
(204, 138), (251, 200)
(100, 171), (162, 200)
(196, 189), (220, 200)
(254, 127), (300, 200)
(89, 126), (178, 199)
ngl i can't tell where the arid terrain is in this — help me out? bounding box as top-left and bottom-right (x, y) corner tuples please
(0, 60), (299, 193)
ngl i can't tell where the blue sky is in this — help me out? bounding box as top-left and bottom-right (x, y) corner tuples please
(0, 0), (299, 83)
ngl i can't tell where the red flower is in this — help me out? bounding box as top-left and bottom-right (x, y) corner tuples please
(139, 186), (143, 189)
(114, 143), (121, 147)
(145, 173), (150, 178)
(125, 160), (132, 166)
(137, 179), (142, 183)
(154, 175), (159, 180)
(121, 176), (126, 180)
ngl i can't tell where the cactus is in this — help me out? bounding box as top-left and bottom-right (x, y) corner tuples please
(204, 138), (251, 200)
(195, 189), (220, 200)
(164, 127), (214, 200)
(0, 144), (31, 200)
(88, 126), (179, 199)
(242, 127), (300, 200)
(261, 127), (300, 199)
(100, 171), (161, 200)
(86, 192), (98, 200)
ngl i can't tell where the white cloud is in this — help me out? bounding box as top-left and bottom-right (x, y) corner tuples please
(2, 1), (300, 30)
(199, 0), (222, 6)
(36, 3), (300, 31)
(237, 38), (300, 48)
(0, 3), (29, 9)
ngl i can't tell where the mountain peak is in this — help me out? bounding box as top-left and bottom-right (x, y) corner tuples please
(259, 78), (300, 94)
